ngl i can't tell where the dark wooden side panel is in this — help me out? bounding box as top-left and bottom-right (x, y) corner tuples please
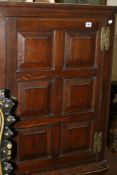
(99, 17), (116, 159)
(0, 18), (6, 88)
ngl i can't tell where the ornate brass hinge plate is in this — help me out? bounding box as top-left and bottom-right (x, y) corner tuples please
(100, 26), (110, 51)
(0, 90), (16, 175)
(105, 26), (110, 51)
(93, 131), (103, 154)
(100, 26), (106, 51)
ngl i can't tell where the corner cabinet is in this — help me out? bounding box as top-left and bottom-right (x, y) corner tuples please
(0, 2), (116, 175)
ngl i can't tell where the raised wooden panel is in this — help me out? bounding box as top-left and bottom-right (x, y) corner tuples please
(64, 31), (96, 68)
(18, 32), (53, 70)
(63, 78), (95, 113)
(17, 126), (52, 161)
(18, 80), (53, 117)
(61, 120), (93, 154)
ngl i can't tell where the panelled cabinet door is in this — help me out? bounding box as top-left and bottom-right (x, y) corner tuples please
(6, 17), (107, 174)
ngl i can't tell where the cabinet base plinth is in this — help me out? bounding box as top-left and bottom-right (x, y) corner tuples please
(21, 160), (109, 175)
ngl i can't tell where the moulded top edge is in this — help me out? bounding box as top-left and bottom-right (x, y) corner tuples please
(0, 2), (116, 12)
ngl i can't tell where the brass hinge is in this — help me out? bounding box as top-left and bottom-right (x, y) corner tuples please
(93, 131), (103, 154)
(105, 27), (110, 51)
(100, 26), (110, 51)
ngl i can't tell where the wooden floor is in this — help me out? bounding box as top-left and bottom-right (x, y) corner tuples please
(105, 149), (117, 175)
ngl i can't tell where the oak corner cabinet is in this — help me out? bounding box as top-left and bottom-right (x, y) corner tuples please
(0, 2), (116, 175)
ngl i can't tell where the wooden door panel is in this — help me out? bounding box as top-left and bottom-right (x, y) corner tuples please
(17, 80), (54, 117)
(6, 16), (102, 174)
(18, 31), (54, 70)
(64, 31), (97, 68)
(60, 120), (94, 155)
(16, 121), (94, 174)
(63, 78), (95, 113)
(16, 18), (99, 71)
(17, 126), (52, 161)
